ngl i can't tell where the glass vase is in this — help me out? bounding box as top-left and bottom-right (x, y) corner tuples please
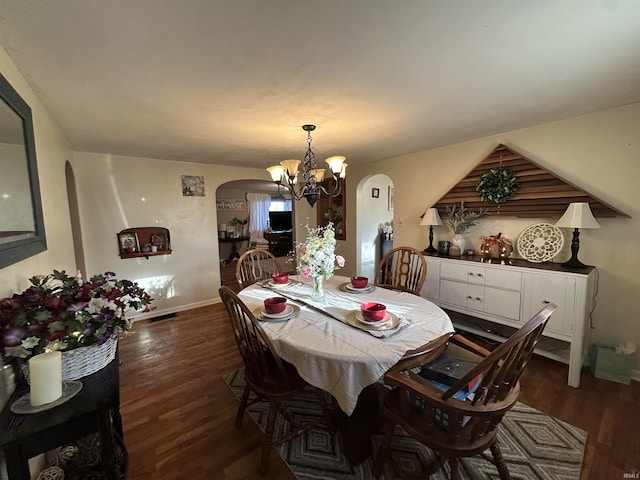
(311, 275), (326, 303)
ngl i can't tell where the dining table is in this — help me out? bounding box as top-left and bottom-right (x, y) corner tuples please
(237, 274), (455, 462)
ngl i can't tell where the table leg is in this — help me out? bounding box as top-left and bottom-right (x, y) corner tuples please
(5, 445), (30, 480)
(331, 384), (386, 465)
(98, 409), (119, 480)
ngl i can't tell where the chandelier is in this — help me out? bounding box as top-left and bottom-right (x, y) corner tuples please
(267, 124), (347, 207)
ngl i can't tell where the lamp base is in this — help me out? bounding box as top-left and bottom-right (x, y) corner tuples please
(561, 258), (590, 269)
(423, 245), (438, 253)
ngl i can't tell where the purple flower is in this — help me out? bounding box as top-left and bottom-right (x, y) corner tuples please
(2, 327), (27, 347)
(67, 301), (89, 313)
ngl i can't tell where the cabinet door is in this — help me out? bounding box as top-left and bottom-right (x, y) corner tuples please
(484, 287), (521, 321)
(439, 279), (468, 308)
(524, 273), (575, 337)
(422, 257), (440, 300)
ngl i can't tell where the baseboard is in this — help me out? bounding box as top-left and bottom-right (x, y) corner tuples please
(130, 297), (222, 322)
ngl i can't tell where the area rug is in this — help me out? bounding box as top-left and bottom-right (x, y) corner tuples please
(224, 369), (587, 479)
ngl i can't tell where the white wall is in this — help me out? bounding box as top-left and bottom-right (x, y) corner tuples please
(346, 102), (640, 369)
(71, 152), (273, 318)
(0, 45), (76, 297)
(356, 174), (393, 280)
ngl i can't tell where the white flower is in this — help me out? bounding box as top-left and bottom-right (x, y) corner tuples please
(21, 336), (40, 349)
(87, 297), (108, 313)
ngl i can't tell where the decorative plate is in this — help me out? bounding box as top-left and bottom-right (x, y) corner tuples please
(517, 223), (564, 263)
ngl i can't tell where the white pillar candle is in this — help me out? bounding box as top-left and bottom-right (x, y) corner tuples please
(29, 351), (63, 406)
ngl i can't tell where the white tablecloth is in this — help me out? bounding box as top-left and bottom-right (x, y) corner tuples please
(238, 275), (454, 416)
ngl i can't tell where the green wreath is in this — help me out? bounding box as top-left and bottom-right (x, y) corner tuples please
(476, 167), (519, 204)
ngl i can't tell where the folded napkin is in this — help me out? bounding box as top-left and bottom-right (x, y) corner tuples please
(366, 317), (411, 338)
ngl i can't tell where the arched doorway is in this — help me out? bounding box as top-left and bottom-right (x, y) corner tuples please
(65, 161), (86, 276)
(355, 174), (394, 280)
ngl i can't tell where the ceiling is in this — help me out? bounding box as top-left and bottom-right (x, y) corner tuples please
(1, 1), (639, 170)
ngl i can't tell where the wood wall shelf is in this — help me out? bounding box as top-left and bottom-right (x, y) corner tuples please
(118, 227), (172, 260)
(432, 144), (629, 218)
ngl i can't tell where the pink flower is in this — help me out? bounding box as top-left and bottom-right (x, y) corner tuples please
(300, 245), (307, 254)
(300, 265), (312, 278)
(336, 255), (345, 268)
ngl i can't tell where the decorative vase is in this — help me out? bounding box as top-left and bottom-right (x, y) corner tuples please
(452, 234), (466, 254)
(311, 276), (326, 303)
(437, 241), (451, 256)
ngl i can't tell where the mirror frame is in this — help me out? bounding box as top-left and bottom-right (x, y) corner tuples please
(0, 71), (47, 268)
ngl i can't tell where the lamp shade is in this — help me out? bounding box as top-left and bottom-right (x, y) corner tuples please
(420, 207), (444, 226)
(555, 203), (600, 229)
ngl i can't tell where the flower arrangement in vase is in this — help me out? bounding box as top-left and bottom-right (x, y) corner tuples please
(297, 223), (345, 301)
(444, 202), (487, 253)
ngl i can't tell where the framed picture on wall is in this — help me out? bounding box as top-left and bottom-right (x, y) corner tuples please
(371, 188), (380, 198)
(388, 186), (395, 211)
(117, 232), (140, 254)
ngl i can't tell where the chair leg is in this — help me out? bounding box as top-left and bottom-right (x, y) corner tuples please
(449, 457), (461, 480)
(372, 421), (395, 478)
(490, 441), (511, 480)
(235, 385), (251, 427)
(259, 401), (278, 475)
(315, 388), (335, 433)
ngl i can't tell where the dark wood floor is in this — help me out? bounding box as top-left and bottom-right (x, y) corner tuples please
(119, 295), (640, 479)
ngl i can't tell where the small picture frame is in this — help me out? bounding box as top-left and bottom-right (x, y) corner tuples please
(118, 232), (140, 254)
(388, 186), (395, 211)
(371, 188), (380, 198)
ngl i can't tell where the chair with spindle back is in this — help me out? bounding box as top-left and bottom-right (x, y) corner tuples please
(235, 248), (282, 290)
(374, 246), (427, 296)
(218, 286), (333, 475)
(373, 303), (557, 480)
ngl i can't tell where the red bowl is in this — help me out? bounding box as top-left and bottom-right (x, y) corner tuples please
(361, 302), (387, 322)
(264, 297), (287, 314)
(350, 276), (369, 289)
(272, 273), (289, 284)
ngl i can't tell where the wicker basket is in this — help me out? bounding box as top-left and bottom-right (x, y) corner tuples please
(22, 334), (118, 384)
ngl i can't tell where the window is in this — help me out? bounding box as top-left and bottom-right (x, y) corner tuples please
(269, 199), (291, 212)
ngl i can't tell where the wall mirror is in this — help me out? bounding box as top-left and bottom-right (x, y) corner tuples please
(0, 72), (46, 268)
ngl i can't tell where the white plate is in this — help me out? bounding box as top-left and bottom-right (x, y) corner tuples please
(262, 304), (294, 318)
(356, 310), (390, 325)
(517, 223), (564, 263)
(266, 279), (292, 288)
(339, 282), (374, 293)
(253, 304), (300, 322)
(344, 310), (400, 331)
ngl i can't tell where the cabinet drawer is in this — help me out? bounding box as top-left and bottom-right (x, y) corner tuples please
(524, 274), (575, 336)
(440, 262), (472, 282)
(484, 269), (522, 291)
(439, 279), (468, 307)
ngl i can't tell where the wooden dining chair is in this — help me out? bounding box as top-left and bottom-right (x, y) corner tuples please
(373, 303), (557, 480)
(374, 246), (427, 296)
(235, 248), (282, 290)
(218, 286), (334, 475)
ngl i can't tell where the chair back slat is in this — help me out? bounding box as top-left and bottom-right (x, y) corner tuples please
(375, 246), (427, 296)
(235, 248), (282, 289)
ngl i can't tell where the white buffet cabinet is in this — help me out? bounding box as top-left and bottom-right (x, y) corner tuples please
(421, 254), (597, 387)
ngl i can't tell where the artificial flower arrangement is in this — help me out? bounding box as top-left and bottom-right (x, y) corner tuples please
(0, 270), (154, 360)
(444, 202), (487, 234)
(297, 223), (345, 280)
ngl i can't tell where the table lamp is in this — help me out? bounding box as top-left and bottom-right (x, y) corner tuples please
(555, 202), (600, 268)
(420, 207), (444, 253)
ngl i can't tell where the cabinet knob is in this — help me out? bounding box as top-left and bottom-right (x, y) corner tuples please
(476, 297), (482, 301)
(467, 296), (473, 299)
(468, 272), (474, 276)
(477, 273), (483, 277)
(543, 300), (551, 304)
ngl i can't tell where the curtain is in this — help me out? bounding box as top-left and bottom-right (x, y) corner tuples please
(246, 193), (271, 242)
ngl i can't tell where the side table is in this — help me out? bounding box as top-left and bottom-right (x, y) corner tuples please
(0, 358), (126, 480)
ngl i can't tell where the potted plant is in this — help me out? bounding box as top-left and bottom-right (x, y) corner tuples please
(444, 202), (487, 253)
